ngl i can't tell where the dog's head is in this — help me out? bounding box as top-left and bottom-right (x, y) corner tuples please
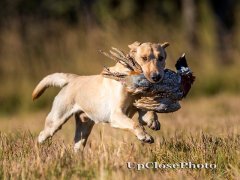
(128, 41), (169, 83)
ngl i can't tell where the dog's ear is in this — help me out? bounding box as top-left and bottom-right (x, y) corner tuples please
(128, 41), (141, 51)
(161, 42), (170, 49)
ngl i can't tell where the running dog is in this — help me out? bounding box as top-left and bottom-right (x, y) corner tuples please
(32, 41), (169, 151)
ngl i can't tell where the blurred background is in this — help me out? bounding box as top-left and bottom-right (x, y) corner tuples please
(0, 0), (240, 115)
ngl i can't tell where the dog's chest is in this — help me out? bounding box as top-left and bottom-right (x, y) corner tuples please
(90, 102), (112, 123)
(87, 83), (134, 123)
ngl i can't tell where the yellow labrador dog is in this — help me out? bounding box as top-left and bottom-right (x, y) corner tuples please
(32, 41), (169, 151)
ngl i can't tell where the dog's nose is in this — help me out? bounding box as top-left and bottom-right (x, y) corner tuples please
(151, 73), (161, 82)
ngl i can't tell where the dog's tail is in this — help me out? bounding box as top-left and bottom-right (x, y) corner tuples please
(32, 73), (77, 100)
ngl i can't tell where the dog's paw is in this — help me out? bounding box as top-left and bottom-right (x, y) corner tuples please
(137, 132), (154, 144)
(38, 134), (45, 144)
(147, 119), (161, 131)
(38, 131), (49, 144)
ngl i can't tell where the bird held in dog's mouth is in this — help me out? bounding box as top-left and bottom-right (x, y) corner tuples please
(100, 48), (195, 113)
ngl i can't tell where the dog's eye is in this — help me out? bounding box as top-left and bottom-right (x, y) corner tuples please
(142, 56), (148, 61)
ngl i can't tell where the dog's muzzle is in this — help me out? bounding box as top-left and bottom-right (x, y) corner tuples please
(151, 73), (162, 82)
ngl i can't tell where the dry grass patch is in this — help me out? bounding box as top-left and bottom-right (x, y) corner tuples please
(0, 94), (240, 179)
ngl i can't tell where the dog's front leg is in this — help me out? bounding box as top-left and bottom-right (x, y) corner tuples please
(110, 109), (154, 143)
(138, 110), (161, 131)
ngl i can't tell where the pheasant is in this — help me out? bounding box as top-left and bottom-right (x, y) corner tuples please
(101, 48), (195, 113)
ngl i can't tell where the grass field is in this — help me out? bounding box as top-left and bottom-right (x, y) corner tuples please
(0, 94), (240, 179)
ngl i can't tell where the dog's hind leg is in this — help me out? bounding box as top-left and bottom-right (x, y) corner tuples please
(38, 95), (79, 143)
(74, 113), (94, 152)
